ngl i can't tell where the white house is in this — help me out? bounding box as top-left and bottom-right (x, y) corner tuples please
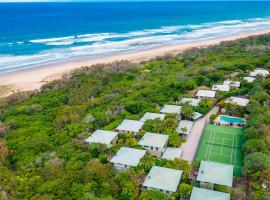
(142, 166), (183, 195)
(212, 84), (230, 92)
(115, 119), (144, 135)
(190, 187), (230, 200)
(223, 80), (240, 88)
(180, 98), (201, 107)
(197, 161), (233, 188)
(162, 147), (183, 160)
(192, 112), (203, 121)
(250, 69), (269, 77)
(196, 90), (216, 99)
(85, 130), (118, 148)
(225, 96), (250, 107)
(140, 112), (166, 122)
(110, 147), (146, 171)
(139, 132), (169, 157)
(160, 105), (182, 115)
(176, 120), (194, 135)
(243, 76), (256, 83)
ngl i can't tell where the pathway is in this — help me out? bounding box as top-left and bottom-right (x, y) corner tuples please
(181, 106), (219, 163)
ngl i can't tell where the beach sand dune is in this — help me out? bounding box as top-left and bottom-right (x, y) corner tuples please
(1, 29), (270, 97)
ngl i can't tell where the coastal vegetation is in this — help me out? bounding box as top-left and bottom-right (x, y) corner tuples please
(1, 34), (270, 199)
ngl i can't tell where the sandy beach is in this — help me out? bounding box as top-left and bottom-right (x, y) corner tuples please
(1, 28), (270, 97)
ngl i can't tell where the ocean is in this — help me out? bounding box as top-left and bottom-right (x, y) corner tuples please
(1, 1), (270, 74)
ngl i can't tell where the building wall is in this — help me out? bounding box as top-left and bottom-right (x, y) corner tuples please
(113, 163), (130, 171)
(144, 186), (172, 195)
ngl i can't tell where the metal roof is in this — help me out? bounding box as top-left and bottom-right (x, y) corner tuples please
(85, 130), (118, 146)
(139, 132), (169, 148)
(197, 161), (233, 187)
(110, 147), (146, 167)
(143, 166), (183, 192)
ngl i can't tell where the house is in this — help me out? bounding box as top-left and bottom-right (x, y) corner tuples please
(115, 119), (144, 135)
(196, 90), (216, 99)
(243, 76), (256, 83)
(139, 132), (169, 157)
(140, 112), (166, 122)
(192, 112), (203, 121)
(110, 147), (146, 171)
(212, 84), (230, 92)
(223, 80), (240, 88)
(250, 69), (269, 77)
(85, 130), (118, 148)
(225, 96), (250, 107)
(160, 104), (182, 115)
(190, 187), (230, 200)
(196, 161), (233, 189)
(180, 98), (201, 107)
(176, 120), (194, 135)
(142, 166), (183, 195)
(162, 147), (182, 160)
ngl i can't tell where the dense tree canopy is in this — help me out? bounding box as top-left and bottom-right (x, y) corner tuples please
(0, 34), (270, 199)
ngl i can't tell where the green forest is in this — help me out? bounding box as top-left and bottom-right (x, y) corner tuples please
(1, 34), (270, 200)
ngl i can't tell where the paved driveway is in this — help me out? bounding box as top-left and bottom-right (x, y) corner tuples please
(181, 106), (219, 163)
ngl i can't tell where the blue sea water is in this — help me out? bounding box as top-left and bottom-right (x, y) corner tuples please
(1, 2), (270, 74)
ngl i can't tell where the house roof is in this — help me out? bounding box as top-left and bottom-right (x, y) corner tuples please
(140, 112), (166, 122)
(162, 147), (182, 160)
(250, 69), (269, 77)
(143, 166), (183, 192)
(116, 119), (144, 133)
(212, 85), (230, 92)
(193, 112), (203, 120)
(223, 80), (240, 87)
(225, 96), (250, 107)
(190, 187), (230, 200)
(139, 132), (169, 148)
(85, 130), (118, 146)
(196, 90), (216, 98)
(243, 77), (255, 83)
(110, 147), (146, 167)
(197, 161), (233, 187)
(160, 105), (182, 115)
(181, 98), (201, 107)
(176, 120), (194, 135)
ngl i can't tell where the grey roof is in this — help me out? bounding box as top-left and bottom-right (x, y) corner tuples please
(250, 69), (269, 77)
(116, 119), (144, 133)
(162, 147), (182, 160)
(143, 166), (183, 192)
(140, 112), (166, 122)
(190, 187), (230, 200)
(212, 85), (230, 92)
(139, 132), (169, 148)
(243, 77), (255, 83)
(110, 147), (146, 167)
(225, 96), (250, 107)
(197, 161), (233, 187)
(193, 112), (203, 120)
(85, 130), (118, 146)
(176, 120), (194, 135)
(160, 104), (182, 115)
(196, 90), (216, 98)
(181, 98), (201, 107)
(223, 80), (240, 88)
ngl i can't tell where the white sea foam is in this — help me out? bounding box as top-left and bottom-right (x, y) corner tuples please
(2, 17), (270, 74)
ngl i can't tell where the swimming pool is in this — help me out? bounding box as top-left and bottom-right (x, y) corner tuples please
(220, 115), (245, 124)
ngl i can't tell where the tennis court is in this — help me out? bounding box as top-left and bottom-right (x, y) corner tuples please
(195, 124), (244, 176)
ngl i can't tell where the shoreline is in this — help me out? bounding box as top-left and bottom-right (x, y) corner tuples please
(1, 28), (270, 97)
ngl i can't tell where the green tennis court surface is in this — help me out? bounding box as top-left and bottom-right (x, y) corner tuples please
(195, 124), (244, 176)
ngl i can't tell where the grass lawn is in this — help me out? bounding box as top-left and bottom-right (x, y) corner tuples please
(195, 124), (244, 176)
